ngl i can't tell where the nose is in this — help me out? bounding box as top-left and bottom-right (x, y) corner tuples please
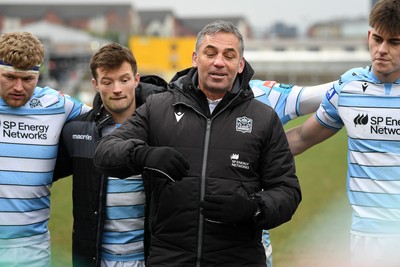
(378, 41), (389, 54)
(213, 54), (225, 67)
(113, 82), (123, 94)
(14, 78), (23, 91)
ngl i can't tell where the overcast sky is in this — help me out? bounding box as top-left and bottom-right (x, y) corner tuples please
(132, 0), (371, 33)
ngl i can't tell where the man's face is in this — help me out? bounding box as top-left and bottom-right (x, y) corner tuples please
(93, 61), (140, 123)
(0, 69), (39, 108)
(368, 28), (400, 83)
(192, 32), (245, 100)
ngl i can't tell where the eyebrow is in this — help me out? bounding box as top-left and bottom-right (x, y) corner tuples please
(204, 44), (237, 54)
(100, 73), (131, 80)
(372, 32), (400, 41)
(2, 72), (36, 79)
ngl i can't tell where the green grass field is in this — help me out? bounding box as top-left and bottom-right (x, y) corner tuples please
(49, 116), (351, 267)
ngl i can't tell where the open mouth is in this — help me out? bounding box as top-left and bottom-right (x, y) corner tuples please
(210, 72), (226, 78)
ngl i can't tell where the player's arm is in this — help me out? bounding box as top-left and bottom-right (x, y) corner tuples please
(286, 115), (337, 156)
(297, 81), (334, 116)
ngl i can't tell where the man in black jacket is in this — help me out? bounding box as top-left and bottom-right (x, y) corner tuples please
(94, 21), (301, 266)
(53, 43), (167, 266)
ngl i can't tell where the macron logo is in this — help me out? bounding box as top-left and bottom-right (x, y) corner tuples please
(175, 111), (184, 122)
(72, 134), (93, 140)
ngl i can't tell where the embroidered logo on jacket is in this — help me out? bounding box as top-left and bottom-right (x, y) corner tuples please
(175, 112), (184, 122)
(230, 153), (250, 169)
(236, 116), (253, 133)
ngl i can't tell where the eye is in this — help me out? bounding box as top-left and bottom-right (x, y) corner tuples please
(101, 81), (112, 86)
(121, 77), (130, 83)
(23, 77), (35, 82)
(373, 36), (382, 43)
(224, 53), (236, 60)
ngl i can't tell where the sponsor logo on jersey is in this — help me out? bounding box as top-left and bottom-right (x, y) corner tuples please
(354, 113), (400, 135)
(354, 114), (368, 126)
(236, 116), (253, 133)
(1, 120), (49, 139)
(370, 115), (400, 135)
(230, 153), (249, 170)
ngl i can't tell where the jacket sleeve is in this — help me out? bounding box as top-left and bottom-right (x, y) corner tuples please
(254, 110), (302, 230)
(53, 132), (73, 182)
(93, 104), (149, 178)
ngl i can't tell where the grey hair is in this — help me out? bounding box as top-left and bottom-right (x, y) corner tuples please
(195, 20), (244, 58)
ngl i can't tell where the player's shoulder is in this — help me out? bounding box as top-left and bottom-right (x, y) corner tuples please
(333, 66), (375, 94)
(340, 66), (372, 83)
(29, 86), (65, 107)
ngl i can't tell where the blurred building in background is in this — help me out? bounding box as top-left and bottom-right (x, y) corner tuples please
(0, 1), (371, 103)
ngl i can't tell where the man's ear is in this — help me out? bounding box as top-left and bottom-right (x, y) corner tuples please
(92, 78), (99, 92)
(134, 72), (140, 88)
(192, 51), (198, 68)
(238, 57), (245, 74)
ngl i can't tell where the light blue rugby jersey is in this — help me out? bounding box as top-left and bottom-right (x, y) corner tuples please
(250, 80), (304, 125)
(316, 66), (400, 236)
(101, 125), (145, 262)
(0, 86), (88, 247)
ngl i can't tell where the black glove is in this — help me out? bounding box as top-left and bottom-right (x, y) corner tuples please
(132, 146), (190, 182)
(200, 193), (258, 224)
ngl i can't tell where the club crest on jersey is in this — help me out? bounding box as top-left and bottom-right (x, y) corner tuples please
(29, 98), (43, 108)
(236, 116), (253, 133)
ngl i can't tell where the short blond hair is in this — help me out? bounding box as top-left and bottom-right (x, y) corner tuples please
(0, 32), (45, 70)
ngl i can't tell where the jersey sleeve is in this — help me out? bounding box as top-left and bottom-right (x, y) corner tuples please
(315, 81), (344, 130)
(63, 93), (91, 121)
(250, 80), (302, 125)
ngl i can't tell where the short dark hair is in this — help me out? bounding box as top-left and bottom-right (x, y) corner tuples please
(90, 43), (137, 81)
(369, 0), (400, 36)
(195, 20), (244, 58)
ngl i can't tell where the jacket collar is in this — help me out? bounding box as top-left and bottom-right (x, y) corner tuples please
(169, 60), (255, 116)
(170, 59), (254, 97)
